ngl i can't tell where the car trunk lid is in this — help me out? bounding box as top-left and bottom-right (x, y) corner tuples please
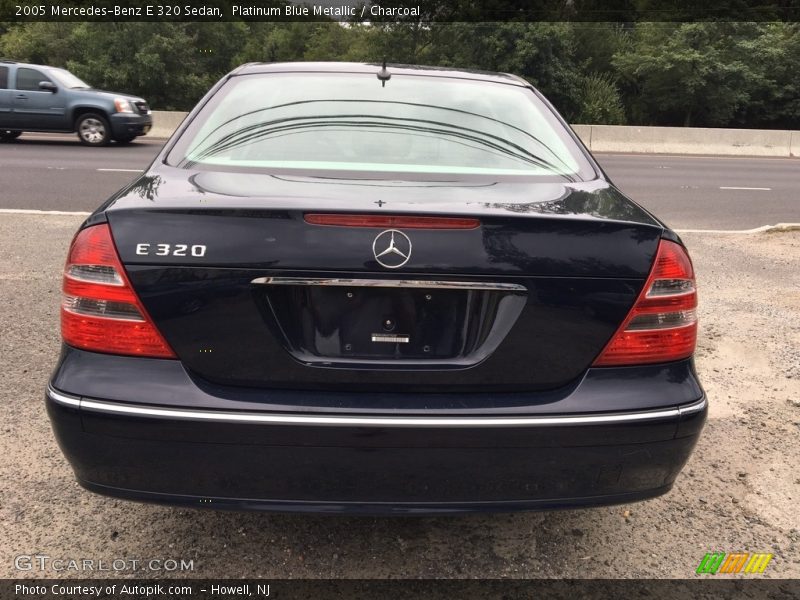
(104, 170), (663, 392)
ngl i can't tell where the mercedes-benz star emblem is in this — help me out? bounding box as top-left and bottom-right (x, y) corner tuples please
(372, 229), (412, 269)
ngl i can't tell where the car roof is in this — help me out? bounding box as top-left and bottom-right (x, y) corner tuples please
(0, 59), (56, 70)
(233, 62), (530, 87)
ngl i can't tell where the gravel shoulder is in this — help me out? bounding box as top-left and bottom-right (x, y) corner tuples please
(0, 214), (797, 579)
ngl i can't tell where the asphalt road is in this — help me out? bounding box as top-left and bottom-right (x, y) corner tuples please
(1, 134), (798, 230)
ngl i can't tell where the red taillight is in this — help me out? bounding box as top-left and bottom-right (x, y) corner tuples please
(305, 214), (480, 229)
(61, 224), (176, 358)
(593, 240), (697, 366)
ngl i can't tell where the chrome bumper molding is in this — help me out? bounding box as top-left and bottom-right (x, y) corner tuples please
(47, 387), (81, 408)
(251, 277), (526, 292)
(47, 385), (706, 428)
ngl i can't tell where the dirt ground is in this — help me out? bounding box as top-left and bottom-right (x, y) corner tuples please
(0, 213), (798, 579)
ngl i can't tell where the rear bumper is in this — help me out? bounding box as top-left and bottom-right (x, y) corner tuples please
(109, 113), (152, 138)
(46, 350), (707, 515)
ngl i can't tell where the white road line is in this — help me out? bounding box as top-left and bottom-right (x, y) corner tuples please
(719, 186), (772, 191)
(96, 168), (141, 173)
(595, 152), (800, 162)
(676, 223), (800, 234)
(0, 208), (91, 216)
(21, 133), (75, 140)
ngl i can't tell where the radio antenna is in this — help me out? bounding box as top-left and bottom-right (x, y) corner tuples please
(377, 59), (391, 87)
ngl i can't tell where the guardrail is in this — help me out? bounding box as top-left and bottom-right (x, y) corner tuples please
(150, 111), (189, 139)
(571, 124), (798, 157)
(150, 111), (798, 157)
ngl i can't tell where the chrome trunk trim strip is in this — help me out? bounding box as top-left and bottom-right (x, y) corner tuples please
(251, 277), (527, 292)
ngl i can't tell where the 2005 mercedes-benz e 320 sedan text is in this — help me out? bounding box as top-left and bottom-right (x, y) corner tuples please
(46, 62), (706, 514)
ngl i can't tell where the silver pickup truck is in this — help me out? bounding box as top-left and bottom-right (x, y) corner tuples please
(0, 59), (152, 146)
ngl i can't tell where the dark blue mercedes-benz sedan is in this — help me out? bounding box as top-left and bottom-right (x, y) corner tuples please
(46, 62), (706, 514)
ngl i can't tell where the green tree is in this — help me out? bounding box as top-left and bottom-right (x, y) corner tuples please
(733, 23), (800, 128)
(235, 22), (314, 63)
(64, 22), (244, 109)
(430, 23), (584, 119)
(612, 22), (763, 127)
(573, 22), (629, 74)
(304, 23), (377, 62)
(575, 73), (626, 124)
(1, 19), (798, 128)
(0, 22), (78, 64)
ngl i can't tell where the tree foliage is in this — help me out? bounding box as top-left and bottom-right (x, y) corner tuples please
(575, 73), (626, 125)
(1, 20), (798, 128)
(612, 22), (800, 128)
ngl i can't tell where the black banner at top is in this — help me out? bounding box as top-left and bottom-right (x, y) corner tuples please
(2, 0), (800, 23)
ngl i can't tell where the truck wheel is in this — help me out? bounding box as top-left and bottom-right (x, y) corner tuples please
(76, 113), (111, 146)
(0, 130), (22, 142)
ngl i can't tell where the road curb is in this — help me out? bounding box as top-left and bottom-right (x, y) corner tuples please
(0, 208), (91, 216)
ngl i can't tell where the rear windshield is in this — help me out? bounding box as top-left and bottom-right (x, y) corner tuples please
(167, 72), (594, 180)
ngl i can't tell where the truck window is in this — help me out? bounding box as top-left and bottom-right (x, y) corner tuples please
(16, 67), (51, 91)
